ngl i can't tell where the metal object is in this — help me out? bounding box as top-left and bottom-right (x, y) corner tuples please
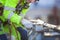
(26, 19), (60, 40)
(29, 19), (60, 31)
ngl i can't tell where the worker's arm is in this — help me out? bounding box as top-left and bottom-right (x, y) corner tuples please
(2, 0), (28, 25)
(3, 9), (28, 25)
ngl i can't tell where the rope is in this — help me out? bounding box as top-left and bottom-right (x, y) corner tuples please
(10, 22), (19, 40)
(7, 20), (11, 40)
(7, 20), (19, 40)
(9, 25), (11, 40)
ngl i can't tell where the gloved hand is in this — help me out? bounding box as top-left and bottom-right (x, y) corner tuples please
(22, 19), (33, 29)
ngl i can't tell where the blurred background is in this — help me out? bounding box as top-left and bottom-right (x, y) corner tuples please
(23, 0), (60, 40)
